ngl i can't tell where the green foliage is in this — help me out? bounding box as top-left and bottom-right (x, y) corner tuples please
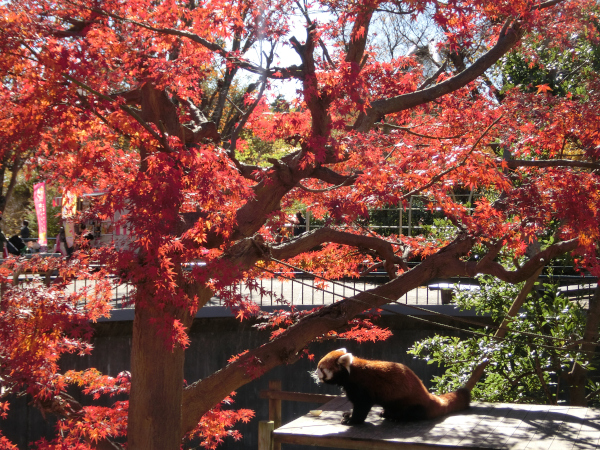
(365, 198), (451, 237)
(237, 132), (291, 166)
(421, 217), (458, 244)
(409, 275), (591, 404)
(43, 185), (63, 240)
(501, 22), (600, 97)
(2, 175), (61, 241)
(2, 175), (31, 235)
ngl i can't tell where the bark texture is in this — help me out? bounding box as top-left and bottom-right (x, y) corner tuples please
(128, 301), (190, 450)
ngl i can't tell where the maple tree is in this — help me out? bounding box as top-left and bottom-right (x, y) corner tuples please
(1, 0), (600, 448)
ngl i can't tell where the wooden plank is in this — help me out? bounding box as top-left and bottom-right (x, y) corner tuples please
(274, 433), (456, 449)
(268, 381), (283, 428)
(258, 420), (274, 450)
(260, 389), (339, 404)
(268, 380), (282, 450)
(273, 400), (600, 449)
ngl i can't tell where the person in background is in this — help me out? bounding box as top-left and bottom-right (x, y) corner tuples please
(54, 226), (73, 257)
(53, 227), (62, 254)
(20, 219), (30, 240)
(79, 224), (94, 247)
(293, 212), (306, 236)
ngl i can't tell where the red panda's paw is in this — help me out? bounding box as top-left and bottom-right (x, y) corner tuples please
(341, 411), (361, 425)
(341, 411), (367, 425)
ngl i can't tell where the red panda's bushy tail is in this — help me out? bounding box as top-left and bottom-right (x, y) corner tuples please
(428, 387), (471, 419)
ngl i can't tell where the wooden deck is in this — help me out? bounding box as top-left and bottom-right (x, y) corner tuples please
(272, 397), (600, 449)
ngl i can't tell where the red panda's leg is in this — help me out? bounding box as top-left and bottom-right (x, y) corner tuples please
(342, 401), (373, 425)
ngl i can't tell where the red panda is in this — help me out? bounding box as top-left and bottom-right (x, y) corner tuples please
(315, 348), (470, 425)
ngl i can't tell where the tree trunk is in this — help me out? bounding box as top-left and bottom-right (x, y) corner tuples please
(127, 301), (188, 450)
(568, 284), (600, 406)
(465, 266), (544, 391)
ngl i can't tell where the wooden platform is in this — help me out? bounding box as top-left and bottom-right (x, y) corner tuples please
(272, 397), (600, 449)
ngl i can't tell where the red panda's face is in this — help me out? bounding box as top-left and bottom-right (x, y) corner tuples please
(314, 348), (353, 384)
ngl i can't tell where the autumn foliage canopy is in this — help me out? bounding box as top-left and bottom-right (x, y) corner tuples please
(1, 0), (600, 448)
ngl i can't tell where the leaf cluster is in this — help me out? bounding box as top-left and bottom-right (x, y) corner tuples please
(409, 274), (591, 404)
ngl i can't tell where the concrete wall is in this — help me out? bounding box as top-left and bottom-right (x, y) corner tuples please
(2, 311), (486, 449)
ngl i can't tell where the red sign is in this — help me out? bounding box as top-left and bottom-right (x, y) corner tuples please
(33, 182), (47, 247)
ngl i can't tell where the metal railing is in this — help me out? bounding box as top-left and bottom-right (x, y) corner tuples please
(68, 272), (597, 310)
(8, 262), (597, 310)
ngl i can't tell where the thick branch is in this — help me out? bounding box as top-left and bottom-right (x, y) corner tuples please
(355, 18), (524, 131)
(465, 239), (580, 282)
(290, 24), (332, 138)
(63, 75), (167, 148)
(355, 0), (567, 131)
(294, 0), (335, 68)
(86, 5), (301, 80)
(181, 235), (475, 434)
(502, 159), (600, 170)
(271, 227), (406, 277)
(464, 266), (545, 391)
(297, 174), (357, 193)
(180, 234), (578, 434)
(345, 5), (374, 65)
(311, 166), (357, 185)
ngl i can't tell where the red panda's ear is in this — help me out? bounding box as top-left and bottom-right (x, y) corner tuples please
(335, 348), (347, 353)
(337, 353), (353, 372)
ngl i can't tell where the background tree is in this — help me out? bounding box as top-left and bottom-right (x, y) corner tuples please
(1, 1), (600, 449)
(409, 266), (597, 405)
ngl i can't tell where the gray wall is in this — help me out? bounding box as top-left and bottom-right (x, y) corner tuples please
(2, 312), (486, 449)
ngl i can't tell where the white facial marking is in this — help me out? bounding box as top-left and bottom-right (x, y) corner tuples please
(316, 368), (324, 381)
(323, 368), (333, 380)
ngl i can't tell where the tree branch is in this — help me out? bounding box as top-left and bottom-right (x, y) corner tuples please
(181, 233), (578, 434)
(417, 61), (448, 91)
(271, 227), (407, 277)
(465, 239), (580, 282)
(63, 75), (168, 148)
(501, 159), (600, 170)
(464, 265), (545, 391)
(297, 174), (357, 193)
(310, 167), (357, 185)
(376, 122), (465, 140)
(344, 5), (375, 66)
(294, 0), (335, 68)
(355, 0), (567, 131)
(290, 23), (332, 138)
(81, 4), (302, 80)
(355, 18), (522, 131)
(398, 115), (502, 200)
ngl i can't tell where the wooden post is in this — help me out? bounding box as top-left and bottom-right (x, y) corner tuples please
(268, 380), (282, 450)
(441, 289), (452, 304)
(399, 207), (403, 236)
(258, 420), (274, 450)
(408, 196), (413, 237)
